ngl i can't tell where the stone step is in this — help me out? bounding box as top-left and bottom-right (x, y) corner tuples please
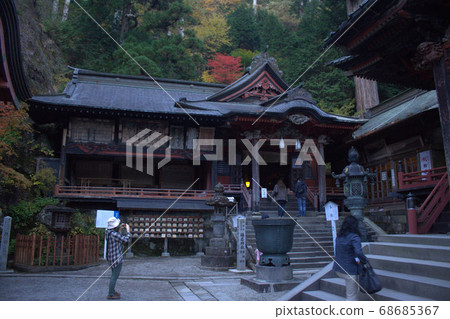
(288, 251), (334, 258)
(320, 278), (432, 301)
(290, 256), (334, 264)
(301, 290), (345, 301)
(366, 254), (450, 281)
(375, 269), (450, 300)
(377, 234), (450, 247)
(291, 260), (330, 269)
(366, 242), (450, 262)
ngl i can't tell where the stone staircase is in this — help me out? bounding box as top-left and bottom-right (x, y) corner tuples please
(246, 195), (378, 270)
(280, 234), (450, 301)
(247, 195), (334, 270)
(246, 216), (335, 270)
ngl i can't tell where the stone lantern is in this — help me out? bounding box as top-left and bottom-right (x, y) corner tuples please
(332, 147), (375, 241)
(201, 183), (235, 269)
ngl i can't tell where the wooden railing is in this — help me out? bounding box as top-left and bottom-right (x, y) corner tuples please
(306, 186), (319, 211)
(398, 166), (447, 190)
(416, 174), (450, 234)
(306, 186), (344, 211)
(240, 184), (251, 210)
(55, 185), (215, 200)
(55, 183), (251, 207)
(14, 234), (99, 267)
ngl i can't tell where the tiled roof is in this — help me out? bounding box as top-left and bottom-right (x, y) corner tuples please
(353, 90), (438, 139)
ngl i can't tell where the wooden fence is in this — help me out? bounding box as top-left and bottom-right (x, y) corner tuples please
(14, 234), (99, 267)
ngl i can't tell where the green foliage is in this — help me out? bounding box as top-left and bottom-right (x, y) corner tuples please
(38, 0), (361, 116)
(7, 197), (59, 235)
(69, 211), (102, 236)
(227, 3), (260, 51)
(31, 167), (57, 198)
(378, 83), (408, 102)
(230, 48), (258, 70)
(281, 0), (356, 115)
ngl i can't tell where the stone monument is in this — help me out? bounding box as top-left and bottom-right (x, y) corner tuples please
(201, 183), (235, 269)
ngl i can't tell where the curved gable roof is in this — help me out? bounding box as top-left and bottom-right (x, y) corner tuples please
(0, 0), (32, 105)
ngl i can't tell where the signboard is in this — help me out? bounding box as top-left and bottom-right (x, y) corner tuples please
(324, 201), (339, 254)
(419, 150), (432, 172)
(96, 210), (119, 259)
(236, 215), (246, 271)
(261, 188), (267, 198)
(324, 201), (339, 221)
(96, 210), (119, 228)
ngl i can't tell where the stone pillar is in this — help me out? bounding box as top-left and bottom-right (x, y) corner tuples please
(318, 135), (327, 209)
(0, 217), (12, 271)
(236, 216), (246, 271)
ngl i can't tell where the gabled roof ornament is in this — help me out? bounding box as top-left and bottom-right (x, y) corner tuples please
(247, 46), (283, 77)
(286, 84), (315, 104)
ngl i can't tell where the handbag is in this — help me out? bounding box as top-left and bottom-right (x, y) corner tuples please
(359, 262), (382, 294)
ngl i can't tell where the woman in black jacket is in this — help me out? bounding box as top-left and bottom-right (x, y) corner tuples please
(333, 215), (367, 301)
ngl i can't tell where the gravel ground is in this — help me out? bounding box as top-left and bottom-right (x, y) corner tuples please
(0, 256), (315, 301)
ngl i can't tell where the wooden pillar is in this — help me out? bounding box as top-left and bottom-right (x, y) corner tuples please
(59, 128), (68, 185)
(354, 77), (379, 118)
(433, 45), (450, 176)
(211, 160), (217, 188)
(252, 150), (260, 212)
(318, 136), (327, 209)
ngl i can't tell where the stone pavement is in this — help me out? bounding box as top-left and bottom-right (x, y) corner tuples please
(0, 256), (316, 301)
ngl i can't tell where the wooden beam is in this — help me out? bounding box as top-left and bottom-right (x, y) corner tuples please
(433, 47), (450, 176)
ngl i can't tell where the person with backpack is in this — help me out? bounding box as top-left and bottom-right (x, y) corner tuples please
(294, 177), (307, 217)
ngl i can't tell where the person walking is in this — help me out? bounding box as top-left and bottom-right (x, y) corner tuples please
(333, 215), (367, 301)
(105, 217), (130, 300)
(294, 177), (307, 217)
(272, 179), (288, 217)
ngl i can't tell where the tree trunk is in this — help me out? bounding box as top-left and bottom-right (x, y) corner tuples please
(52, 0), (59, 20)
(61, 0), (71, 22)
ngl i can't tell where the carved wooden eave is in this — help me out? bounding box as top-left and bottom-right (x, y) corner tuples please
(325, 0), (450, 90)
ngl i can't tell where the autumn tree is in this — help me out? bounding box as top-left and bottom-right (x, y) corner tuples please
(195, 13), (231, 56)
(0, 103), (55, 207)
(205, 53), (243, 84)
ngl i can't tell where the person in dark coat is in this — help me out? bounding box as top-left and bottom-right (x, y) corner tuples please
(333, 215), (368, 301)
(294, 177), (307, 217)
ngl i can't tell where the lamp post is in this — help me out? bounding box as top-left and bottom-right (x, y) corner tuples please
(332, 147), (375, 241)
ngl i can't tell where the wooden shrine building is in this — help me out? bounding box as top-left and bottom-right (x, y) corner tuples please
(325, 0), (450, 233)
(29, 53), (364, 242)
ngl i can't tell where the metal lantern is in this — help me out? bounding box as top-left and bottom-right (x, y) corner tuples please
(332, 147), (375, 241)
